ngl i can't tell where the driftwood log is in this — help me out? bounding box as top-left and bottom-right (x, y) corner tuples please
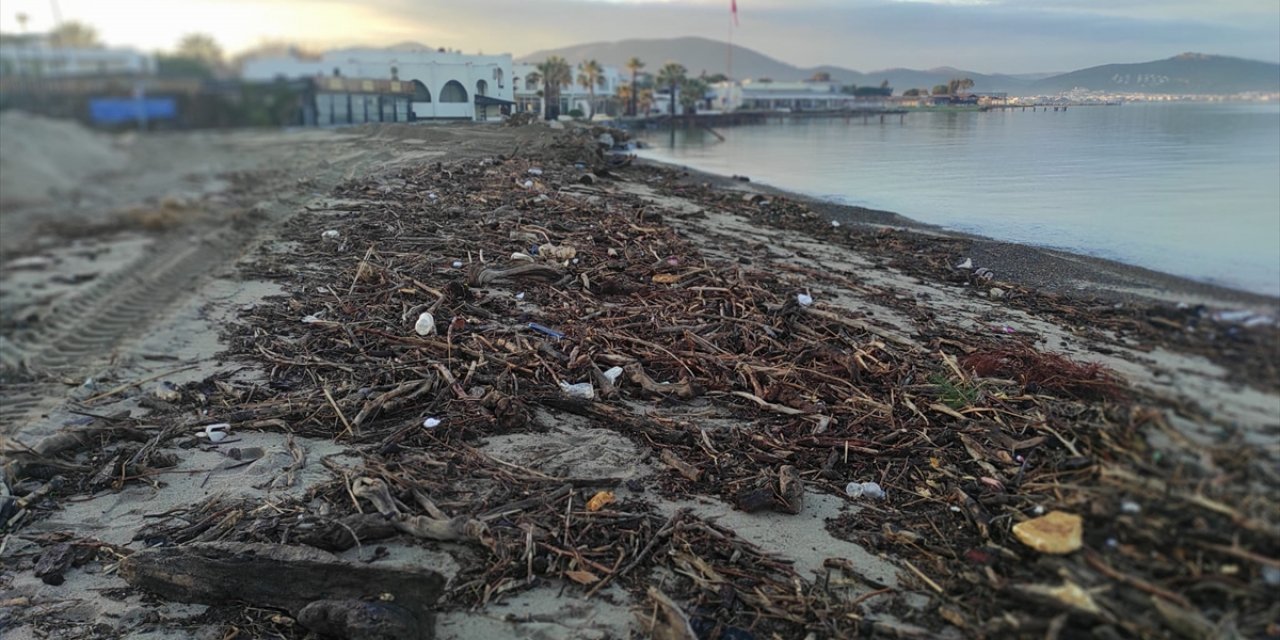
(120, 542), (445, 639)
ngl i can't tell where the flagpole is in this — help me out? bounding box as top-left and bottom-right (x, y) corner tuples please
(727, 5), (734, 83)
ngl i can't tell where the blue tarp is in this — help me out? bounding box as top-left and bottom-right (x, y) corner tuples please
(88, 98), (178, 125)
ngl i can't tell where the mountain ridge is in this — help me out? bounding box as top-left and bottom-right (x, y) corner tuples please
(518, 37), (1280, 95)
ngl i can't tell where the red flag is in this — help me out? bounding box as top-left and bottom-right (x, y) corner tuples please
(731, 0), (739, 26)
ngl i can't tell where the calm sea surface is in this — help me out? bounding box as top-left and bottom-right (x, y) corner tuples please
(637, 102), (1280, 297)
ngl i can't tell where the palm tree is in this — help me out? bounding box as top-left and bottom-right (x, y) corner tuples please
(679, 78), (708, 115)
(537, 56), (572, 120)
(655, 62), (687, 117)
(625, 57), (645, 116)
(576, 59), (604, 119)
(48, 21), (101, 48)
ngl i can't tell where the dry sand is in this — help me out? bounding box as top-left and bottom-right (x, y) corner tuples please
(1, 117), (1276, 639)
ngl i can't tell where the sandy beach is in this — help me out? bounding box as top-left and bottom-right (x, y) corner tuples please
(1, 115), (1277, 640)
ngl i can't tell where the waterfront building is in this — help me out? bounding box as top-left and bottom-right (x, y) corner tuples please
(711, 79), (891, 112)
(243, 48), (515, 122)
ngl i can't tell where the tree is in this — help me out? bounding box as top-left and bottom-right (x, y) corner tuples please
(810, 71), (831, 82)
(537, 56), (572, 120)
(48, 21), (100, 48)
(576, 59), (604, 118)
(678, 77), (708, 115)
(655, 62), (687, 117)
(176, 33), (224, 69)
(947, 77), (974, 95)
(932, 84), (949, 96)
(903, 88), (921, 97)
(625, 57), (645, 116)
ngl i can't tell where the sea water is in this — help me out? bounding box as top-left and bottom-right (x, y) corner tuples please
(638, 102), (1280, 297)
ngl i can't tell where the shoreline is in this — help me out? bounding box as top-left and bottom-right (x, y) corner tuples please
(633, 153), (1280, 311)
(3, 121), (1277, 640)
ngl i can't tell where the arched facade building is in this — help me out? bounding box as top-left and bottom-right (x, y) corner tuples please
(243, 48), (514, 122)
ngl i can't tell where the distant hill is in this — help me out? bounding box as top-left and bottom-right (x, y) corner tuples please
(1032, 53), (1280, 94)
(518, 36), (1034, 93)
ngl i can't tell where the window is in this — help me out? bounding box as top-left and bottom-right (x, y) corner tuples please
(390, 66), (398, 80)
(493, 67), (504, 89)
(440, 80), (468, 103)
(332, 67), (341, 77)
(412, 80), (431, 102)
(475, 79), (488, 97)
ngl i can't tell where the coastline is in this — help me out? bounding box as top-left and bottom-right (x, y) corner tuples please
(634, 153), (1280, 311)
(2, 121), (1277, 640)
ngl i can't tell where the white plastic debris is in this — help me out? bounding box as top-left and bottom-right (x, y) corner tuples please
(515, 292), (526, 301)
(414, 312), (437, 336)
(830, 220), (841, 228)
(527, 168), (544, 176)
(845, 481), (885, 500)
(558, 381), (596, 400)
(974, 267), (995, 282)
(988, 287), (1006, 299)
(204, 423), (231, 443)
(301, 314), (323, 324)
(1033, 505), (1046, 515)
(602, 366), (624, 384)
(321, 229), (340, 241)
(428, 192), (439, 200)
(511, 252), (535, 262)
(1119, 500), (1141, 514)
(522, 180), (534, 189)
(422, 417), (442, 429)
(956, 257), (974, 270)
(451, 260), (464, 269)
(598, 132), (615, 148)
(796, 293), (814, 307)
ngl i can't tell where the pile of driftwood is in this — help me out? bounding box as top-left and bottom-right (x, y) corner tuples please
(5, 133), (1277, 639)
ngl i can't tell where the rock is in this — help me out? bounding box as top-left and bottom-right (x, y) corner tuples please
(1012, 510), (1083, 554)
(988, 287), (1005, 299)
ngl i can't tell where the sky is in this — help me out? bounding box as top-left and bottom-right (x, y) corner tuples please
(0, 0), (1276, 73)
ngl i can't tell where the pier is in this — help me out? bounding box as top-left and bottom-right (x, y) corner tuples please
(630, 108), (908, 129)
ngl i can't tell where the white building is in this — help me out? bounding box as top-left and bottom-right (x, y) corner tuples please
(0, 40), (153, 77)
(242, 48), (514, 121)
(512, 62), (624, 119)
(711, 79), (890, 111)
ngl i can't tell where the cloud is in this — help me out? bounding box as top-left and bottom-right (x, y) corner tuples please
(2, 0), (1275, 73)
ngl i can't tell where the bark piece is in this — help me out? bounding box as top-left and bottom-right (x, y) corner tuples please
(734, 466), (805, 515)
(120, 542), (443, 639)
